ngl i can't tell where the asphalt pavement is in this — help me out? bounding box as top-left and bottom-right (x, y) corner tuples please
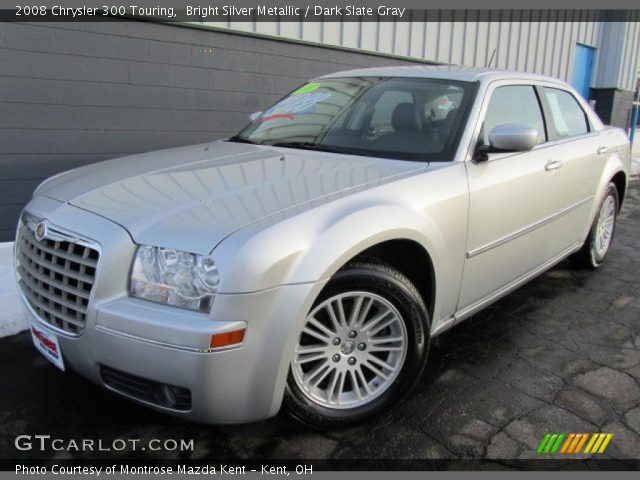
(1, 182), (639, 465)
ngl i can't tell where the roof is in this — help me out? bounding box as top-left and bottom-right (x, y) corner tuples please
(318, 65), (567, 85)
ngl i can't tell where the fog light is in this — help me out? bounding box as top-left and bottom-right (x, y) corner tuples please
(210, 328), (245, 349)
(159, 384), (177, 408)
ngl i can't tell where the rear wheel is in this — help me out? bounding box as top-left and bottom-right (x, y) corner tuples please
(284, 261), (430, 428)
(570, 182), (619, 269)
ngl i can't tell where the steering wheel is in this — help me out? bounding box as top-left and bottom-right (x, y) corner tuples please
(423, 128), (448, 144)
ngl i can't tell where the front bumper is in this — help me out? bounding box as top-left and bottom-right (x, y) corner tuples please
(17, 198), (327, 424)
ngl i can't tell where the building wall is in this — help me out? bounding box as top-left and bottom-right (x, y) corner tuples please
(594, 18), (640, 90)
(201, 11), (640, 90)
(591, 88), (637, 128)
(0, 21), (426, 241)
(1, 17), (639, 241)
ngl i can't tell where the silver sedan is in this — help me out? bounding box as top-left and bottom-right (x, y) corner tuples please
(15, 66), (631, 427)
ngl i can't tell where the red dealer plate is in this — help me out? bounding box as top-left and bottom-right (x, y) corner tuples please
(30, 322), (65, 371)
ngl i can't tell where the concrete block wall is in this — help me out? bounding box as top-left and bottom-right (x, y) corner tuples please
(591, 88), (636, 130)
(0, 21), (426, 241)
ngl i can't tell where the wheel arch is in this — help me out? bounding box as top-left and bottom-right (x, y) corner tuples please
(342, 239), (436, 319)
(584, 154), (628, 241)
(611, 170), (627, 207)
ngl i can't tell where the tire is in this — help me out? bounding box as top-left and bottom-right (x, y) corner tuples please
(284, 261), (430, 428)
(570, 182), (619, 269)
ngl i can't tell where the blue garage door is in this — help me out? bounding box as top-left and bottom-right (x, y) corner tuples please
(571, 44), (595, 100)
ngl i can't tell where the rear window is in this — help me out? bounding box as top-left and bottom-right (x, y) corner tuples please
(542, 88), (590, 138)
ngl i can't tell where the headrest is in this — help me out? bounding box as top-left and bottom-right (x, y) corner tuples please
(391, 102), (420, 132)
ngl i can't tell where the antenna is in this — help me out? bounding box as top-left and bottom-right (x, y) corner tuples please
(486, 48), (497, 68)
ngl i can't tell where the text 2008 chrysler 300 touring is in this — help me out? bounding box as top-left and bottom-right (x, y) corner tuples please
(16, 67), (631, 427)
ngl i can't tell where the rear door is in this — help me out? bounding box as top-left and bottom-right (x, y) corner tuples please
(537, 86), (602, 241)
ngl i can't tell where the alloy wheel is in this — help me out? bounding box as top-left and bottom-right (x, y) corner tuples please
(594, 194), (616, 258)
(292, 291), (408, 409)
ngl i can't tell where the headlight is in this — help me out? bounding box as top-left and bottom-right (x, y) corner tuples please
(129, 245), (220, 312)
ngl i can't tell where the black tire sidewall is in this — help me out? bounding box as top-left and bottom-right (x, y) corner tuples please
(284, 262), (430, 428)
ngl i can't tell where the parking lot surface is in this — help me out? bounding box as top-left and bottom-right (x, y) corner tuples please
(1, 182), (639, 465)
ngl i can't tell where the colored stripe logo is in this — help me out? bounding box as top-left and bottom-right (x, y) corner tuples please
(537, 433), (613, 454)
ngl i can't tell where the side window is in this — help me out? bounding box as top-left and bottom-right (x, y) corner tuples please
(483, 86), (546, 144)
(542, 88), (589, 138)
(369, 90), (414, 130)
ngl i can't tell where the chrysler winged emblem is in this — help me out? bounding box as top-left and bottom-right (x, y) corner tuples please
(34, 221), (47, 242)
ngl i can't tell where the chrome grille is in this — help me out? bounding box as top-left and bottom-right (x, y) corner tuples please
(16, 215), (100, 335)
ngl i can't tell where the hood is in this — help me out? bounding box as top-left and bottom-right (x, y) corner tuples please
(38, 141), (424, 254)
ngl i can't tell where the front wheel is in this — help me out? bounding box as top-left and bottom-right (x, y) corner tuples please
(570, 182), (619, 269)
(284, 261), (430, 428)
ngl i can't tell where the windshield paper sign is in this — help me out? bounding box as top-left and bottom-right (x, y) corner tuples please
(260, 90), (331, 123)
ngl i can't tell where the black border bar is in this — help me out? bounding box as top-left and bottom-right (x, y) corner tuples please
(3, 458), (640, 471)
(1, 8), (639, 23)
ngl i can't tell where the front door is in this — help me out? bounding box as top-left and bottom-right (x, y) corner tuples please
(459, 84), (573, 311)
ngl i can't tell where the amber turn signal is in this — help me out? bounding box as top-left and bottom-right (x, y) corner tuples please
(210, 329), (245, 349)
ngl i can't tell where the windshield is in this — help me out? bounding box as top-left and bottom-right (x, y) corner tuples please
(231, 76), (476, 161)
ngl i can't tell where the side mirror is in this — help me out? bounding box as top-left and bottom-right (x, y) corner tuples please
(249, 111), (263, 122)
(474, 124), (539, 161)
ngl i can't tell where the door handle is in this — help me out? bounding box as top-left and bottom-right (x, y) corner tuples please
(545, 160), (563, 171)
(597, 146), (608, 155)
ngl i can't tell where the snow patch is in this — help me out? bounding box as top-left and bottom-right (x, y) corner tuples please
(0, 242), (28, 337)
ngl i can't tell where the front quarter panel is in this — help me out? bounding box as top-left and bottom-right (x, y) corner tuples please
(212, 161), (470, 332)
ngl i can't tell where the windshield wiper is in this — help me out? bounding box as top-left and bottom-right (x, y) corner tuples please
(227, 135), (258, 144)
(268, 141), (342, 154)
